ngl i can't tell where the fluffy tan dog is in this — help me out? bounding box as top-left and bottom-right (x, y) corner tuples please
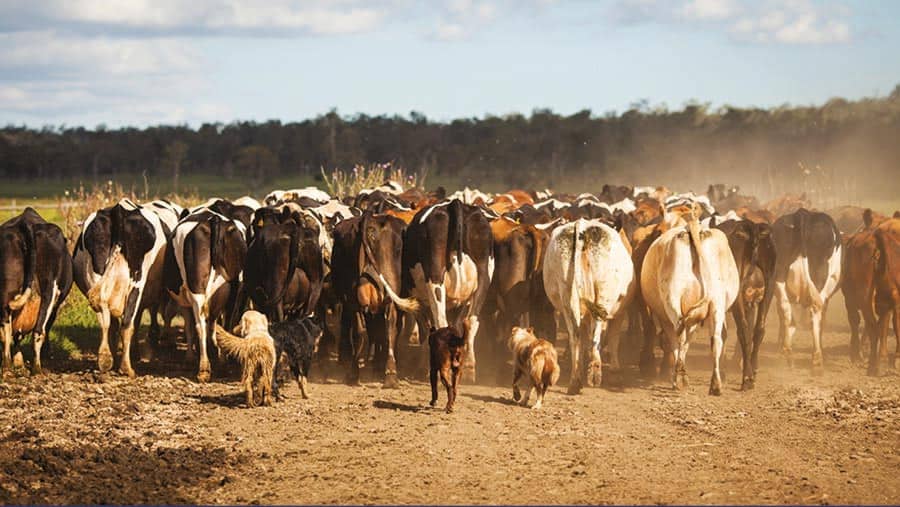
(214, 310), (276, 407)
(508, 326), (560, 409)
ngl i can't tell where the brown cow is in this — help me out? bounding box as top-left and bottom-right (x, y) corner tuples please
(869, 217), (900, 376)
(828, 205), (888, 235)
(842, 210), (882, 365)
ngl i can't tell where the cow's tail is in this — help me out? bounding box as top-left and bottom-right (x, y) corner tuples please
(581, 298), (609, 321)
(797, 211), (825, 310)
(570, 219), (585, 324)
(379, 273), (421, 314)
(214, 324), (276, 368)
(680, 214), (710, 333)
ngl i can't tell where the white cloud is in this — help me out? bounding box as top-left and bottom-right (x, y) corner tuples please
(680, 0), (739, 21)
(611, 0), (853, 45)
(731, 2), (851, 44)
(0, 0), (391, 36)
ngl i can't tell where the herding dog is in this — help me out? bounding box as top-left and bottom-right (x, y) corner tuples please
(269, 316), (322, 400)
(509, 326), (560, 409)
(214, 311), (276, 408)
(429, 326), (467, 413)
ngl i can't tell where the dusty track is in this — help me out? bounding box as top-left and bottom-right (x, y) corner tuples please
(2, 308), (900, 505)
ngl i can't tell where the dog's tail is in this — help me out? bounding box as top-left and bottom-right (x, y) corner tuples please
(531, 346), (560, 388)
(214, 324), (275, 367)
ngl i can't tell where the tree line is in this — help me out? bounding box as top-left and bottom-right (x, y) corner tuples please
(2, 85), (899, 201)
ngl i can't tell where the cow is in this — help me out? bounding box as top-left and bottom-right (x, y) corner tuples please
(331, 211), (407, 386)
(244, 207), (324, 323)
(381, 199), (494, 382)
(771, 208), (842, 372)
(641, 216), (739, 394)
(0, 208), (73, 376)
(828, 205), (888, 236)
(73, 199), (170, 377)
(842, 211), (881, 366)
(711, 216), (776, 389)
(168, 208), (248, 382)
(542, 218), (634, 394)
(869, 217), (900, 376)
(481, 216), (546, 382)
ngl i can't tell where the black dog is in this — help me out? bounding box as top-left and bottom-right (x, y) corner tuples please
(269, 316), (322, 399)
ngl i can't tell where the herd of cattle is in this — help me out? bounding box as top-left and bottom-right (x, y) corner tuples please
(1, 182), (899, 401)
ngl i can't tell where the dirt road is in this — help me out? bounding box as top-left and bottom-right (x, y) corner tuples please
(2, 312), (900, 505)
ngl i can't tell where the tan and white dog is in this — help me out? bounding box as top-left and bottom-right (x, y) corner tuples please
(508, 326), (560, 410)
(214, 310), (276, 407)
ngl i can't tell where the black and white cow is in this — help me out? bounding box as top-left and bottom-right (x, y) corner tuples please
(73, 199), (169, 377)
(169, 208), (248, 382)
(1, 208), (72, 376)
(771, 208), (842, 371)
(381, 199), (494, 382)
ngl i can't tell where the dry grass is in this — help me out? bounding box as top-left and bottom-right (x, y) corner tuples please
(320, 162), (423, 199)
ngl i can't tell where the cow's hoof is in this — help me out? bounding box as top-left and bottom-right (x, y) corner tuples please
(588, 370), (603, 388)
(197, 370), (211, 383)
(445, 405), (454, 414)
(708, 380), (722, 396)
(382, 373), (400, 389)
(892, 355), (900, 370)
(740, 377), (755, 391)
(119, 366), (136, 379)
(676, 375), (689, 390)
(1, 367), (12, 380)
(31, 365), (43, 376)
(531, 403), (542, 410)
(512, 388), (521, 402)
(461, 366), (476, 384)
(98, 351), (113, 373)
(430, 399), (437, 407)
(812, 352), (823, 367)
(867, 365), (880, 377)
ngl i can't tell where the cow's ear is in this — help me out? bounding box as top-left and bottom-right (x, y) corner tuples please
(894, 211), (900, 219)
(179, 208), (190, 220)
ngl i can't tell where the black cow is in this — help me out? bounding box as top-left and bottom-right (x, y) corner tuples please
(169, 209), (248, 382)
(1, 208), (73, 376)
(771, 208), (843, 371)
(331, 211), (406, 386)
(712, 217), (776, 389)
(384, 199), (493, 382)
(73, 199), (169, 377)
(244, 207), (324, 323)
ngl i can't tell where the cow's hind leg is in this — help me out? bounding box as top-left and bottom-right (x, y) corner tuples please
(810, 305), (825, 374)
(587, 319), (603, 388)
(892, 308), (900, 369)
(461, 315), (480, 383)
(673, 327), (689, 390)
(775, 282), (796, 368)
(96, 308), (114, 373)
(564, 312), (582, 395)
(709, 314), (726, 396)
(383, 305), (400, 388)
(1, 320), (12, 378)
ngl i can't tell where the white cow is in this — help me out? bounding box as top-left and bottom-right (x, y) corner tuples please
(641, 217), (739, 395)
(543, 219), (634, 394)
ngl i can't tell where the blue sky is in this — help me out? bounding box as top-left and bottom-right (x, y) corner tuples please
(1, 0), (898, 128)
